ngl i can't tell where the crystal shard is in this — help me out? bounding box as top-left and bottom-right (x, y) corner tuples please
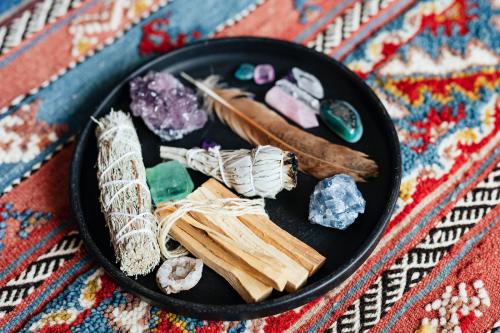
(146, 161), (194, 205)
(289, 67), (324, 99)
(275, 79), (320, 112)
(130, 71), (207, 141)
(265, 86), (319, 128)
(309, 174), (365, 229)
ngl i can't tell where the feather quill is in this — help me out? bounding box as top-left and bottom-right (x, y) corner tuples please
(180, 73), (378, 181)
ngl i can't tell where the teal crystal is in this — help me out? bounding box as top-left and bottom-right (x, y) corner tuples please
(146, 161), (194, 205)
(234, 63), (255, 81)
(320, 100), (363, 143)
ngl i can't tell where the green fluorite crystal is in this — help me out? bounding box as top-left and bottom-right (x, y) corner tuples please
(146, 161), (194, 205)
(320, 99), (363, 143)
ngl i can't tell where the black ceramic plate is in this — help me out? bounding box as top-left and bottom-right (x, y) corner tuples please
(71, 37), (401, 320)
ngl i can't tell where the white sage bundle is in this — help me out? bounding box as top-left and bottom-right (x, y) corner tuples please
(95, 110), (160, 276)
(159, 145), (298, 198)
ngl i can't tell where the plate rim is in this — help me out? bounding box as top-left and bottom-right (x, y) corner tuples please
(70, 36), (402, 320)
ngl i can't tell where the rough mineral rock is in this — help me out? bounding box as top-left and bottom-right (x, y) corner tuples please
(288, 67), (324, 99)
(235, 63), (255, 81)
(254, 64), (275, 84)
(320, 99), (363, 143)
(309, 174), (365, 229)
(146, 161), (194, 205)
(156, 257), (203, 294)
(130, 71), (207, 141)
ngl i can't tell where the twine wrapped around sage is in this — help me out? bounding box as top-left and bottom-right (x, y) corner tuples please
(159, 145), (298, 198)
(94, 110), (160, 276)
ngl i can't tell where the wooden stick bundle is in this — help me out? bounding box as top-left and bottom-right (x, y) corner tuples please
(155, 179), (325, 302)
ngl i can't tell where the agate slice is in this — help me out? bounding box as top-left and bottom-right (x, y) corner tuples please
(309, 174), (365, 230)
(265, 86), (319, 128)
(320, 99), (363, 143)
(156, 257), (203, 294)
(129, 72), (207, 141)
(289, 67), (324, 99)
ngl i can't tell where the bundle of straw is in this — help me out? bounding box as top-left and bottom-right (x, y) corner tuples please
(95, 110), (160, 276)
(160, 145), (297, 198)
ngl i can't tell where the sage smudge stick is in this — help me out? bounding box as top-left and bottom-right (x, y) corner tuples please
(160, 145), (297, 198)
(95, 110), (160, 276)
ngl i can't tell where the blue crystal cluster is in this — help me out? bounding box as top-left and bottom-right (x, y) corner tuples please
(309, 174), (365, 230)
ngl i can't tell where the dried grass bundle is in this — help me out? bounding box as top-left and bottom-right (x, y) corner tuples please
(160, 145), (297, 198)
(95, 110), (160, 276)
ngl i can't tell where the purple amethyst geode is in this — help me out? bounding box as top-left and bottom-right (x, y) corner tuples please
(129, 71), (207, 141)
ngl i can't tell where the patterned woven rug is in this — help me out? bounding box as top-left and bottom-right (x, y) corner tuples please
(0, 0), (498, 332)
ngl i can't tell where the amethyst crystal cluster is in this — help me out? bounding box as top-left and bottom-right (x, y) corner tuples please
(130, 72), (207, 141)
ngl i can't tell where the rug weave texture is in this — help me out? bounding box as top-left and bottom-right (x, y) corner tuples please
(0, 0), (498, 332)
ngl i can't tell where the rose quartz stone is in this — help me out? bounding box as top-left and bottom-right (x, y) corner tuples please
(265, 86), (319, 128)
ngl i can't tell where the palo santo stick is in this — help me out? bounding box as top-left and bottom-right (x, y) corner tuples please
(189, 182), (309, 291)
(204, 178), (326, 276)
(158, 203), (287, 292)
(186, 217), (288, 291)
(169, 217), (272, 303)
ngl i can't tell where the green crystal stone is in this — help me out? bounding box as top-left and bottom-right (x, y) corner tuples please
(234, 63), (255, 81)
(320, 99), (363, 143)
(146, 161), (194, 205)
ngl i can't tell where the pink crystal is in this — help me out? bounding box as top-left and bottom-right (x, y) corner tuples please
(254, 64), (275, 85)
(265, 86), (319, 128)
(130, 72), (207, 141)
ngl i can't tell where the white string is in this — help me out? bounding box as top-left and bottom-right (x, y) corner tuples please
(98, 124), (136, 141)
(101, 180), (151, 210)
(216, 149), (230, 188)
(157, 198), (267, 258)
(110, 212), (157, 243)
(99, 151), (141, 178)
(279, 151), (284, 191)
(248, 146), (260, 196)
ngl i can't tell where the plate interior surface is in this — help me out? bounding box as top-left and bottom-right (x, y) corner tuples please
(71, 38), (401, 320)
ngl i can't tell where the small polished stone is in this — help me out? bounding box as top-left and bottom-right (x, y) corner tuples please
(265, 86), (319, 128)
(234, 63), (255, 81)
(309, 174), (365, 230)
(254, 64), (275, 84)
(320, 99), (363, 143)
(289, 67), (324, 99)
(146, 161), (194, 205)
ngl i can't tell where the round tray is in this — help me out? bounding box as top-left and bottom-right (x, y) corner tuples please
(70, 37), (401, 320)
